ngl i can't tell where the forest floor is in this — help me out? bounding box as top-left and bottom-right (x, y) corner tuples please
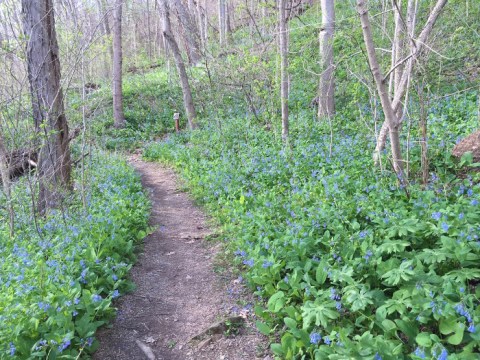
(93, 155), (269, 360)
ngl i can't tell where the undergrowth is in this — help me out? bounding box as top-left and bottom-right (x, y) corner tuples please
(0, 153), (150, 359)
(143, 90), (480, 359)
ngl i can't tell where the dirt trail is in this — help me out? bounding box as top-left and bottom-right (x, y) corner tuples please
(94, 157), (267, 360)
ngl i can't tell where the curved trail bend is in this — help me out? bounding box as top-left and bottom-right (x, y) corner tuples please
(94, 157), (266, 360)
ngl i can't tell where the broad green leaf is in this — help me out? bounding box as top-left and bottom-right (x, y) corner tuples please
(440, 317), (457, 335)
(271, 343), (284, 356)
(382, 319), (397, 332)
(315, 262), (328, 285)
(267, 291), (285, 313)
(284, 317), (297, 329)
(256, 320), (271, 336)
(416, 332), (432, 347)
(281, 333), (296, 354)
(447, 322), (465, 345)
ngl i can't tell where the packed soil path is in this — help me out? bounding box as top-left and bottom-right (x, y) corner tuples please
(94, 157), (267, 360)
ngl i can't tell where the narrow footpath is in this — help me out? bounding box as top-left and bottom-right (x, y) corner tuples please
(93, 157), (267, 360)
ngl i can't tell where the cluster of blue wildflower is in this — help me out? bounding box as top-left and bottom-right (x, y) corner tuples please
(0, 154), (149, 358)
(144, 91), (480, 358)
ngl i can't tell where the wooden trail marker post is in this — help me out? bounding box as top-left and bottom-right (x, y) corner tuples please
(174, 112), (180, 132)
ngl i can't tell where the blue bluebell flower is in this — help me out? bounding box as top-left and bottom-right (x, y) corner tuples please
(468, 323), (476, 333)
(414, 347), (426, 359)
(364, 250), (373, 261)
(243, 258), (254, 267)
(262, 260), (273, 268)
(58, 338), (71, 352)
(437, 348), (448, 360)
(310, 332), (321, 344)
(431, 212), (442, 220)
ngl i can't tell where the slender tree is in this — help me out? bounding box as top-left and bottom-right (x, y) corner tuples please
(318, 0), (335, 119)
(279, 0), (289, 142)
(373, 0), (448, 160)
(218, 0), (227, 46)
(195, 0), (206, 51)
(161, 0), (197, 129)
(357, 0), (404, 176)
(112, 0), (126, 128)
(146, 0), (153, 61)
(22, 0), (72, 213)
(204, 0), (209, 46)
(173, 0), (201, 64)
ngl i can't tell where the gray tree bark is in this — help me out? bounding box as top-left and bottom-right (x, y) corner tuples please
(389, 0), (404, 96)
(147, 0), (153, 61)
(318, 0), (335, 119)
(173, 0), (201, 64)
(374, 0), (448, 158)
(112, 0), (126, 128)
(196, 0), (206, 51)
(22, 0), (72, 213)
(279, 0), (289, 142)
(204, 0), (209, 45)
(218, 0), (226, 46)
(357, 0), (404, 177)
(161, 0), (197, 129)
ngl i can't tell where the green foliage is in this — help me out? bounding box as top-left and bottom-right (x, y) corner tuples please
(65, 71), (185, 151)
(143, 95), (480, 358)
(0, 153), (150, 358)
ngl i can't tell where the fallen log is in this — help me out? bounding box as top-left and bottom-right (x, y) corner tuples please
(3, 127), (81, 180)
(6, 148), (38, 179)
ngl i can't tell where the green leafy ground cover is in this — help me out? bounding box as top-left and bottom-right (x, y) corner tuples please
(139, 4), (480, 359)
(2, 3), (471, 359)
(0, 153), (149, 359)
(143, 87), (480, 359)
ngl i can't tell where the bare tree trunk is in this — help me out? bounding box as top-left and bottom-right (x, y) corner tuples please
(218, 0), (226, 46)
(226, 0), (233, 38)
(204, 0), (209, 46)
(196, 0), (206, 51)
(261, 0), (268, 36)
(357, 0), (404, 176)
(279, 0), (289, 142)
(161, 0), (197, 129)
(173, 0), (201, 64)
(389, 0), (404, 95)
(374, 0), (447, 157)
(22, 0), (72, 213)
(318, 0), (335, 119)
(112, 0), (126, 128)
(406, 0), (418, 38)
(147, 0), (153, 61)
